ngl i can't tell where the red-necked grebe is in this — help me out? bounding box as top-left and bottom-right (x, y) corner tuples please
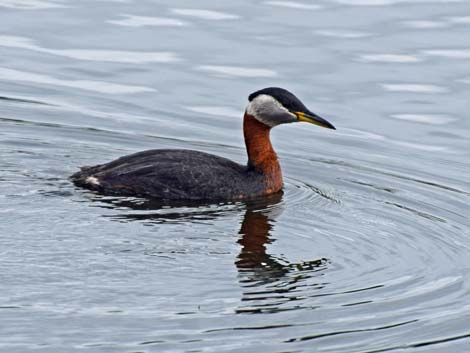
(71, 87), (335, 201)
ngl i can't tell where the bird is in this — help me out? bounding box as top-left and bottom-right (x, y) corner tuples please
(71, 87), (335, 201)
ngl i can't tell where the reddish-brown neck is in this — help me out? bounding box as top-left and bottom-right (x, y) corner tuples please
(243, 113), (283, 194)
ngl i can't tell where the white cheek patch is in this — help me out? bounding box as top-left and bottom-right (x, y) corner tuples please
(246, 94), (295, 127)
(85, 176), (101, 186)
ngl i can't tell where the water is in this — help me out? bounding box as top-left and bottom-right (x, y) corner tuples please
(1, 0), (469, 352)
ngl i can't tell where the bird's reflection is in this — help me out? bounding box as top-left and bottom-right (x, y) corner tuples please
(87, 192), (328, 314)
(235, 194), (328, 313)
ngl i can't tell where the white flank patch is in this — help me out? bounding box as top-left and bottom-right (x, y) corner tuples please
(85, 176), (100, 186)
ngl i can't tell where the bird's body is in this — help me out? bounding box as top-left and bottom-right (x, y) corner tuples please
(71, 87), (335, 202)
(72, 149), (266, 201)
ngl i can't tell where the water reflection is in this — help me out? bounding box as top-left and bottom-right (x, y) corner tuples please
(236, 194), (329, 314)
(90, 193), (329, 314)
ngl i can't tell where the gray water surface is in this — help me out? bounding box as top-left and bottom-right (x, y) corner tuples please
(1, 0), (469, 352)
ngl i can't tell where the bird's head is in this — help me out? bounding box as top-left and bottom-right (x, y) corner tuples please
(246, 87), (335, 130)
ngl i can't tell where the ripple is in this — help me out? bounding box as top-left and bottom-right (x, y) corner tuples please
(448, 16), (470, 24)
(336, 127), (386, 141)
(0, 67), (155, 94)
(340, 127), (449, 151)
(457, 76), (470, 84)
(334, 0), (401, 4)
(0, 35), (180, 63)
(0, 0), (66, 9)
(334, 0), (462, 5)
(284, 177), (341, 206)
(54, 49), (179, 63)
(392, 140), (447, 152)
(264, 1), (322, 10)
(286, 320), (417, 343)
(402, 20), (448, 29)
(391, 276), (461, 299)
(385, 201), (447, 222)
(103, 202), (243, 224)
(315, 29), (373, 38)
(390, 113), (456, 125)
(197, 65), (277, 78)
(170, 8), (239, 20)
(0, 96), (152, 129)
(0, 94), (53, 106)
(363, 333), (470, 353)
(315, 124), (450, 154)
(423, 49), (470, 59)
(382, 83), (448, 93)
(107, 14), (188, 27)
(312, 157), (467, 195)
(403, 16), (470, 29)
(185, 106), (240, 118)
(360, 54), (422, 63)
(0, 34), (42, 48)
